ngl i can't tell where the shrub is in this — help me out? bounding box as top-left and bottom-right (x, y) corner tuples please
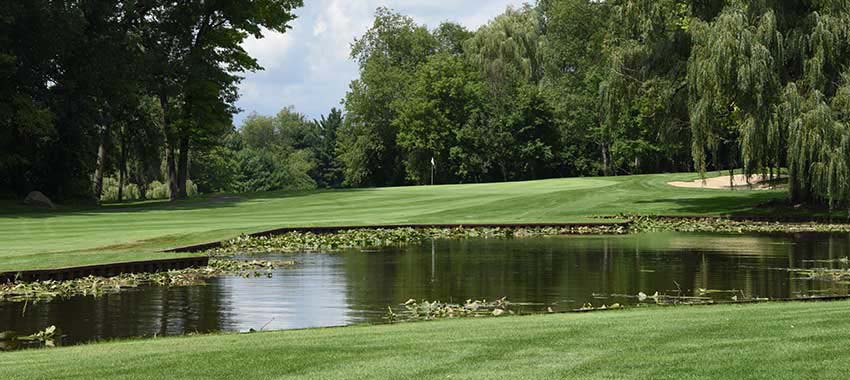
(100, 177), (141, 202)
(233, 148), (316, 193)
(145, 180), (198, 200)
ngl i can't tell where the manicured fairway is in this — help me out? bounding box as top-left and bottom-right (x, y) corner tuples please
(0, 172), (784, 272)
(2, 300), (847, 380)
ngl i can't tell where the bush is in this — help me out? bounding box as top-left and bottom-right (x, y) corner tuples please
(147, 180), (170, 200)
(233, 148), (316, 193)
(146, 180), (198, 200)
(100, 177), (141, 202)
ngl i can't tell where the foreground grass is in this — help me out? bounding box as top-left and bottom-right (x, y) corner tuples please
(3, 300), (848, 380)
(0, 172), (785, 271)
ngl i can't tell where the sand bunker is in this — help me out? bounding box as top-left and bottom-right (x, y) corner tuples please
(668, 174), (773, 190)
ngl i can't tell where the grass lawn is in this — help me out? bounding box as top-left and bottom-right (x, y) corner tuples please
(2, 300), (847, 379)
(0, 172), (786, 272)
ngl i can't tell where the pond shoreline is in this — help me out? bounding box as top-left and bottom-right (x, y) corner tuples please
(161, 216), (850, 254)
(4, 230), (850, 351)
(5, 216), (850, 285)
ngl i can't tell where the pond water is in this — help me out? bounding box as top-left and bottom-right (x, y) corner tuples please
(2, 232), (849, 346)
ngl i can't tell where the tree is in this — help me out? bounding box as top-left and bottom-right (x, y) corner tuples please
(394, 53), (486, 183)
(340, 7), (437, 187)
(465, 4), (545, 107)
(315, 108), (344, 188)
(541, 0), (609, 177)
(0, 1), (57, 196)
(779, 2), (850, 207)
(141, 0), (303, 200)
(465, 4), (560, 181)
(688, 2), (783, 179)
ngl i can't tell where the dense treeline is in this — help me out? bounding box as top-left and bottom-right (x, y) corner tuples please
(333, 0), (850, 209)
(0, 0), (302, 201)
(3, 1), (850, 210)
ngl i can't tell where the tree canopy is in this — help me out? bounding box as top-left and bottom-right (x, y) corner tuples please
(5, 1), (850, 211)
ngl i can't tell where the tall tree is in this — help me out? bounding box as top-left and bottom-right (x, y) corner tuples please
(465, 4), (560, 181)
(316, 108), (344, 188)
(688, 2), (783, 179)
(394, 53), (486, 183)
(141, 0), (302, 200)
(340, 7), (437, 187)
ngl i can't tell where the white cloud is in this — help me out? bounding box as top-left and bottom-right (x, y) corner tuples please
(235, 0), (527, 126)
(242, 28), (295, 71)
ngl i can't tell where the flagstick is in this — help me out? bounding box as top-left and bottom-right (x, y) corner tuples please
(430, 157), (435, 186)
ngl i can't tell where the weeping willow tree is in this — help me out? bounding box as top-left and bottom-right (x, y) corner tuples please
(463, 5), (555, 181)
(688, 1), (783, 181)
(689, 0), (850, 209)
(598, 0), (691, 176)
(464, 4), (544, 103)
(782, 3), (850, 208)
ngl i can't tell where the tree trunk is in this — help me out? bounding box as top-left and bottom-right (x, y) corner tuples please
(729, 167), (735, 190)
(137, 169), (147, 201)
(177, 136), (190, 199)
(601, 143), (611, 177)
(160, 94), (179, 202)
(166, 143), (178, 201)
(117, 127), (127, 202)
(93, 124), (110, 202)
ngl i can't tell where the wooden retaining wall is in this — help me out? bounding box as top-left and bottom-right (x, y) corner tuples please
(0, 256), (210, 283)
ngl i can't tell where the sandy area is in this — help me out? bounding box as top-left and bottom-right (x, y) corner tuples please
(668, 174), (773, 190)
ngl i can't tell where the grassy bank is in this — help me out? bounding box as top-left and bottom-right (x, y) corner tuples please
(2, 300), (848, 379)
(0, 172), (785, 272)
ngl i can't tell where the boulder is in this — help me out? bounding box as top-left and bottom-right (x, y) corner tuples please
(24, 191), (55, 209)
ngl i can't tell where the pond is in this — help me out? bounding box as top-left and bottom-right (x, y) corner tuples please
(2, 231), (849, 346)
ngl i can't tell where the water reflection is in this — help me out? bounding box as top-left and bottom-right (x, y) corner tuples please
(1, 232), (848, 345)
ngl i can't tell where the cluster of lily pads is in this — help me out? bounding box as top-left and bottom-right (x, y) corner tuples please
(788, 257), (850, 283)
(0, 325), (58, 351)
(385, 297), (514, 322)
(0, 259), (295, 304)
(628, 215), (850, 234)
(208, 226), (628, 255)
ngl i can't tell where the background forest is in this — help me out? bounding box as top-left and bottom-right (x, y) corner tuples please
(3, 0), (850, 209)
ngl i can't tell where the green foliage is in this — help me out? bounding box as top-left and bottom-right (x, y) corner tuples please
(395, 53), (486, 183)
(465, 4), (545, 99)
(687, 1), (850, 208)
(8, 0), (850, 211)
(340, 8), (437, 187)
(0, 0), (303, 201)
(141, 180), (197, 201)
(688, 3), (783, 176)
(233, 148), (315, 193)
(314, 108), (345, 188)
(0, 259), (294, 304)
(100, 178), (140, 203)
(146, 181), (171, 201)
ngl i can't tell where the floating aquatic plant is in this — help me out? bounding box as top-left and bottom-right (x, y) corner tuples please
(0, 259), (295, 304)
(385, 298), (514, 322)
(209, 226), (627, 256)
(0, 325), (58, 351)
(627, 215), (850, 234)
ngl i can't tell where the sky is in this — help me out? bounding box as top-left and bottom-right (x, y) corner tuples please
(235, 0), (527, 126)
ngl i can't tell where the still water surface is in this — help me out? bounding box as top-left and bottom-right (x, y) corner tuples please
(2, 232), (849, 345)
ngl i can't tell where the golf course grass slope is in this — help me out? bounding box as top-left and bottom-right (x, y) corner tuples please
(0, 172), (785, 272)
(2, 300), (847, 380)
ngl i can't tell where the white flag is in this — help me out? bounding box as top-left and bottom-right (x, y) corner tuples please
(430, 157), (435, 167)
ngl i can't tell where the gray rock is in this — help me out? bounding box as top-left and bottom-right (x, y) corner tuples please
(24, 191), (55, 208)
